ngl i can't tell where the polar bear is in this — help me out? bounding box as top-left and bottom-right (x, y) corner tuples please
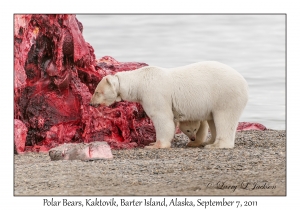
(173, 109), (210, 147)
(90, 61), (248, 149)
(179, 120), (201, 142)
(179, 120), (214, 147)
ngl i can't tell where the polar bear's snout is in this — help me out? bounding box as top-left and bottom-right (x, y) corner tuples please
(89, 93), (100, 108)
(89, 102), (99, 108)
(190, 136), (196, 141)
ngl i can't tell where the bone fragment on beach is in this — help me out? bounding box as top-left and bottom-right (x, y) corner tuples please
(49, 141), (113, 161)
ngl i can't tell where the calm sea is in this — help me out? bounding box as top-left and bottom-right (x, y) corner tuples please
(77, 15), (285, 130)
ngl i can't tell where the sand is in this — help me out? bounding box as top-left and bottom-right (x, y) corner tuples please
(14, 129), (286, 196)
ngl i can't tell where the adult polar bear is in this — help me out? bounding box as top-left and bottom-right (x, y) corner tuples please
(90, 61), (248, 149)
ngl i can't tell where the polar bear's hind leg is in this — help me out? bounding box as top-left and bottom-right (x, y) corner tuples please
(205, 111), (239, 149)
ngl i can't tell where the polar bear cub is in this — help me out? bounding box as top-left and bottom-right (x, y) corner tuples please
(90, 61), (248, 149)
(179, 120), (213, 147)
(179, 120), (201, 142)
(174, 109), (211, 147)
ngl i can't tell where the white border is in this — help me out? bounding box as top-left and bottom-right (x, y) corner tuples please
(2, 0), (297, 209)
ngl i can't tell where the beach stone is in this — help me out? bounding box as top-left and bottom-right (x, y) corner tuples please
(49, 141), (113, 161)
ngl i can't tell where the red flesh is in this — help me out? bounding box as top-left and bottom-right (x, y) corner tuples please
(237, 122), (267, 131)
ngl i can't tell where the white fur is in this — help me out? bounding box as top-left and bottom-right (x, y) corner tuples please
(179, 120), (212, 147)
(90, 61), (248, 149)
(179, 121), (201, 141)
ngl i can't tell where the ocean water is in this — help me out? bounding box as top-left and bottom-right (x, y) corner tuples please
(77, 15), (285, 130)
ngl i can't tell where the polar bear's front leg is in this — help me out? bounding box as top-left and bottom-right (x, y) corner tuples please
(187, 121), (209, 147)
(144, 114), (175, 149)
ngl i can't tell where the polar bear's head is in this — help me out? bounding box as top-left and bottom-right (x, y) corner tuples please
(89, 75), (121, 107)
(179, 121), (200, 141)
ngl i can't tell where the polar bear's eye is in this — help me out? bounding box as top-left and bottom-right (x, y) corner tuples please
(194, 129), (196, 131)
(187, 130), (190, 132)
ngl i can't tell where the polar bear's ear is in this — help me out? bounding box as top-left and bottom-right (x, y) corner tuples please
(105, 77), (111, 85)
(105, 76), (113, 87)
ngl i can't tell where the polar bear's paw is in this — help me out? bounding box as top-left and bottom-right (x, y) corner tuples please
(204, 144), (218, 149)
(186, 141), (203, 147)
(144, 145), (158, 149)
(144, 141), (171, 149)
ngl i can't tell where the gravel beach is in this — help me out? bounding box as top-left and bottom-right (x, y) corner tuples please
(14, 130), (286, 196)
